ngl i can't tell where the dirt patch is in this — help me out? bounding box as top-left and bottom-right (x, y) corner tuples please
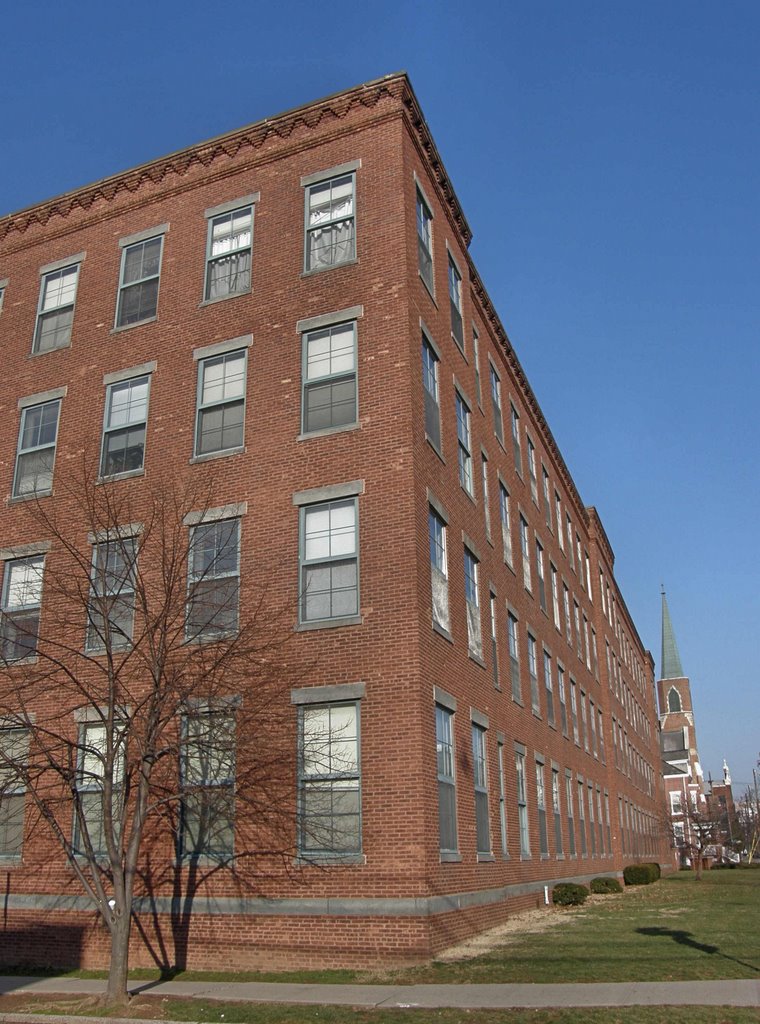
(435, 905), (580, 962)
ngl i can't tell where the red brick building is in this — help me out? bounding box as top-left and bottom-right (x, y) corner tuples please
(0, 73), (670, 971)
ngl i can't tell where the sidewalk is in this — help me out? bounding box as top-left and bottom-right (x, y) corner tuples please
(0, 974), (758, 1009)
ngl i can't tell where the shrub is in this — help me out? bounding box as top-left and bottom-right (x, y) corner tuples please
(553, 883), (589, 906)
(623, 863), (659, 886)
(645, 862), (662, 880)
(590, 876), (623, 894)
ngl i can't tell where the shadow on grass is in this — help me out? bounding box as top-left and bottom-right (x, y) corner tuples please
(637, 926), (760, 974)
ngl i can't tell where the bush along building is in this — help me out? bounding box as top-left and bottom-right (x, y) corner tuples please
(0, 73), (671, 973)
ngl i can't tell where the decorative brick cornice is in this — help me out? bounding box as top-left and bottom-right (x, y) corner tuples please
(0, 73), (408, 243)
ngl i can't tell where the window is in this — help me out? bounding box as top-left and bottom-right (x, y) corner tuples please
(569, 679), (579, 744)
(481, 454), (491, 538)
(508, 611), (521, 702)
(448, 255), (464, 350)
(116, 234), (163, 327)
(305, 171), (355, 271)
(585, 552), (593, 600)
(544, 650), (555, 727)
(422, 335), (441, 451)
(86, 537), (137, 651)
(589, 698), (598, 757)
(555, 492), (564, 550)
(591, 627), (599, 678)
(205, 204), (253, 301)
(436, 705), (457, 853)
(0, 282), (5, 314)
(302, 321), (357, 433)
(497, 741), (508, 857)
(668, 687), (682, 712)
(473, 329), (482, 405)
(181, 707), (235, 860)
(550, 563), (561, 630)
(187, 519), (240, 640)
(498, 482), (514, 568)
(598, 709), (606, 763)
(605, 792), (612, 853)
(428, 508), (449, 632)
(557, 664), (568, 736)
(455, 391), (473, 495)
(510, 403), (522, 474)
(74, 721), (124, 857)
(472, 724), (490, 855)
(576, 534), (583, 582)
(464, 548), (482, 660)
(489, 591), (499, 688)
(574, 600), (582, 660)
(527, 436), (538, 504)
(596, 787), (605, 854)
(527, 632), (540, 715)
(562, 583), (572, 645)
(552, 768), (563, 856)
(416, 189), (434, 293)
(566, 514), (574, 569)
(515, 747), (530, 856)
(34, 263), (80, 352)
(577, 780), (587, 856)
(300, 499), (358, 623)
(195, 349), (247, 456)
(13, 398), (61, 497)
(583, 614), (591, 670)
(580, 690), (589, 752)
(489, 363), (504, 443)
(0, 728), (28, 857)
(541, 466), (552, 529)
(565, 772), (576, 857)
(670, 790), (683, 815)
(100, 374), (150, 476)
(600, 570), (607, 615)
(535, 539), (546, 612)
(536, 761), (548, 857)
(519, 515), (531, 591)
(1, 557), (43, 662)
(588, 782), (596, 856)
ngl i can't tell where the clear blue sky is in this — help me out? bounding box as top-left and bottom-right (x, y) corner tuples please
(3, 1), (758, 794)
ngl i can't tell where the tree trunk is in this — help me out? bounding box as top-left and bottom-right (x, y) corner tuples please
(105, 912), (132, 1005)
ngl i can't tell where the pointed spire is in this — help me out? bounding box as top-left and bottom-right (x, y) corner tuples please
(660, 588), (685, 679)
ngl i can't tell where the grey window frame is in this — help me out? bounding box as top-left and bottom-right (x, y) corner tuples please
(555, 491), (564, 550)
(0, 281), (6, 314)
(204, 200), (255, 302)
(301, 319), (358, 435)
(570, 677), (579, 744)
(194, 348), (248, 457)
(481, 451), (491, 539)
(497, 739), (508, 857)
(428, 506), (449, 633)
(489, 361), (504, 443)
(508, 610), (521, 702)
(180, 706), (236, 862)
(577, 778), (587, 857)
(299, 497), (359, 626)
(421, 330), (442, 452)
(73, 719), (125, 858)
(115, 233), (164, 328)
(551, 765), (563, 857)
(527, 629), (540, 715)
(100, 373), (151, 478)
(565, 770), (576, 857)
(472, 721), (491, 856)
(535, 537), (547, 612)
(463, 546), (482, 660)
(0, 727), (28, 857)
(587, 780), (596, 856)
(303, 168), (356, 273)
(557, 662), (569, 737)
(536, 758), (549, 858)
(456, 389), (474, 496)
(13, 398), (62, 498)
(33, 259), (82, 353)
(527, 434), (538, 504)
(436, 703), (458, 856)
(515, 745), (530, 857)
(519, 514), (531, 592)
(472, 328), (482, 405)
(541, 465), (552, 530)
(186, 518), (241, 642)
(298, 700), (361, 856)
(448, 252), (464, 352)
(416, 187), (434, 294)
(510, 401), (522, 475)
(489, 590), (499, 689)
(543, 648), (555, 728)
(1, 556), (44, 663)
(498, 479), (514, 569)
(86, 536), (138, 652)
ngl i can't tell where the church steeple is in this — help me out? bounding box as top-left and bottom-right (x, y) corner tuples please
(661, 588), (684, 679)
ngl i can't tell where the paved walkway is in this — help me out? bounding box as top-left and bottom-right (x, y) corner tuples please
(0, 974), (758, 1009)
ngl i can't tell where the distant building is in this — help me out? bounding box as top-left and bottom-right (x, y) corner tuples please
(657, 590), (707, 863)
(0, 73), (671, 971)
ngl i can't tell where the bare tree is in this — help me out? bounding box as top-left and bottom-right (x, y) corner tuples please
(675, 797), (721, 880)
(0, 467), (306, 1004)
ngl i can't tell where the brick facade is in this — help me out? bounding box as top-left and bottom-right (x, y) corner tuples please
(0, 73), (670, 970)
